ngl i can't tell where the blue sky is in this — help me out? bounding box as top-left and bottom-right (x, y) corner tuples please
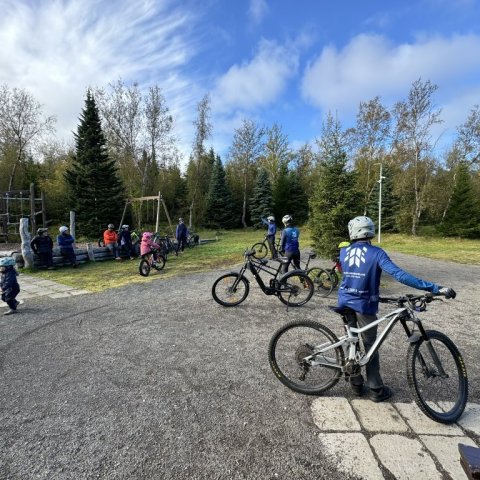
(1, 0), (480, 166)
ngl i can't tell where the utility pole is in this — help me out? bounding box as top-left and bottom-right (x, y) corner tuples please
(375, 163), (385, 243)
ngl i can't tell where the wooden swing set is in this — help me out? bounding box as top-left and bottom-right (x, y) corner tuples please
(118, 191), (174, 235)
(0, 183), (47, 242)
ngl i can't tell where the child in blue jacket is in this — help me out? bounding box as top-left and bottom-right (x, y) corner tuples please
(0, 257), (20, 315)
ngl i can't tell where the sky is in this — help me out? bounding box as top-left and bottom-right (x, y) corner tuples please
(1, 0), (480, 167)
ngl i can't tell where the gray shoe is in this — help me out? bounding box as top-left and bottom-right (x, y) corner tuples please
(4, 309), (16, 315)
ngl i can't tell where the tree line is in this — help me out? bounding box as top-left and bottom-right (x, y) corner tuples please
(0, 78), (479, 256)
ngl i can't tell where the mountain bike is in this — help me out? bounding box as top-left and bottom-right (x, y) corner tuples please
(153, 233), (176, 257)
(251, 235), (281, 260)
(301, 251), (334, 298)
(212, 249), (314, 307)
(268, 293), (467, 424)
(138, 249), (166, 277)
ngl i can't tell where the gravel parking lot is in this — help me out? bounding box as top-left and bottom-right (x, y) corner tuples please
(0, 252), (479, 479)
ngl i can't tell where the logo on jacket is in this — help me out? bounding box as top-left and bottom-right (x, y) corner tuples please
(345, 246), (367, 268)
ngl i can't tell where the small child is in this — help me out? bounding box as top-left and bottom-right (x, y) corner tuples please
(0, 257), (20, 315)
(140, 232), (161, 261)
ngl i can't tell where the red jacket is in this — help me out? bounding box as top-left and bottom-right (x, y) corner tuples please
(103, 230), (118, 245)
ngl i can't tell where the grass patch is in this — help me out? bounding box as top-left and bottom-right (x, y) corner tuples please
(26, 228), (478, 292)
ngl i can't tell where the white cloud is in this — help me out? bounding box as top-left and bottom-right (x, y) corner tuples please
(248, 0), (269, 25)
(212, 39), (299, 114)
(301, 33), (480, 115)
(0, 0), (200, 158)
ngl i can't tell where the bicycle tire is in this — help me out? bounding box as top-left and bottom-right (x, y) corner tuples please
(307, 267), (334, 297)
(251, 242), (268, 260)
(153, 255), (166, 271)
(330, 269), (339, 289)
(139, 259), (151, 277)
(278, 272), (314, 307)
(268, 320), (344, 395)
(212, 273), (249, 307)
(406, 330), (468, 424)
(98, 237), (105, 247)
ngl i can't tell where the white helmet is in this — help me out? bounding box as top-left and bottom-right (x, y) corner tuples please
(108, 224), (115, 229)
(59, 226), (68, 233)
(0, 256), (16, 267)
(267, 215), (275, 222)
(282, 214), (292, 226)
(122, 225), (129, 229)
(348, 216), (375, 240)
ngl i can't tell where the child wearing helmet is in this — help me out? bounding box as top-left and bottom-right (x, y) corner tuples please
(261, 215), (277, 259)
(279, 214), (300, 273)
(103, 224), (120, 260)
(57, 226), (78, 268)
(30, 228), (54, 269)
(118, 225), (135, 260)
(140, 232), (161, 261)
(338, 215), (456, 403)
(0, 257), (20, 315)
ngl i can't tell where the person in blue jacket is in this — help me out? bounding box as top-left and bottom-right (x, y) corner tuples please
(1, 257), (20, 315)
(175, 218), (188, 256)
(338, 216), (456, 402)
(31, 227), (55, 269)
(57, 226), (78, 268)
(261, 215), (277, 259)
(279, 214), (300, 274)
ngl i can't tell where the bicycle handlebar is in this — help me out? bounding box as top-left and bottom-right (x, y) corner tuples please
(379, 292), (448, 311)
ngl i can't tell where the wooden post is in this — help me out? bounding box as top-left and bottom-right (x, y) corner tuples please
(86, 242), (96, 261)
(30, 183), (36, 234)
(41, 191), (47, 227)
(70, 211), (76, 248)
(20, 217), (34, 268)
(118, 200), (129, 231)
(155, 192), (161, 233)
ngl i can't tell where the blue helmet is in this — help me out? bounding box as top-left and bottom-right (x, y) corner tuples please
(0, 257), (16, 267)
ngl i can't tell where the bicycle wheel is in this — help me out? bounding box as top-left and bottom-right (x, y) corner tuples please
(406, 330), (468, 424)
(153, 255), (166, 271)
(269, 320), (344, 395)
(330, 269), (339, 289)
(251, 242), (268, 259)
(307, 268), (334, 297)
(139, 259), (151, 277)
(212, 273), (249, 307)
(278, 272), (314, 306)
(98, 237), (105, 247)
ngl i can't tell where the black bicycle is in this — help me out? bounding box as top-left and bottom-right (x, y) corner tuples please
(212, 249), (314, 307)
(251, 235), (281, 260)
(301, 251), (334, 297)
(138, 249), (166, 277)
(268, 293), (468, 424)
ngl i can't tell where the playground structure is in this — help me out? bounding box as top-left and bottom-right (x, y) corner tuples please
(119, 192), (174, 236)
(0, 183), (46, 242)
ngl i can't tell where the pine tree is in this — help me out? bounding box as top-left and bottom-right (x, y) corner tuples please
(65, 90), (124, 235)
(439, 162), (480, 238)
(272, 163), (290, 222)
(287, 170), (309, 224)
(249, 168), (275, 227)
(309, 150), (361, 258)
(205, 155), (236, 228)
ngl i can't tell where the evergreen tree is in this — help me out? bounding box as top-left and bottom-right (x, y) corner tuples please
(205, 155), (236, 228)
(438, 162), (480, 238)
(65, 91), (124, 235)
(366, 163), (399, 232)
(249, 168), (274, 227)
(287, 170), (309, 224)
(272, 163), (290, 222)
(309, 150), (361, 258)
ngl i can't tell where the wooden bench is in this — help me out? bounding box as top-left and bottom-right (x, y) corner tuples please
(459, 444), (480, 480)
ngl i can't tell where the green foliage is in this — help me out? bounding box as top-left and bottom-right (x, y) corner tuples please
(250, 168), (274, 227)
(65, 91), (124, 235)
(438, 162), (480, 238)
(205, 155), (237, 228)
(309, 150), (361, 258)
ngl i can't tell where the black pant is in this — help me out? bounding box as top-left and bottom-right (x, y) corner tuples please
(38, 251), (53, 268)
(176, 237), (187, 253)
(2, 285), (19, 310)
(281, 250), (300, 274)
(266, 235), (277, 258)
(60, 248), (77, 266)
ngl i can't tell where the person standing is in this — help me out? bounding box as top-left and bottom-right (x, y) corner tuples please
(103, 224), (120, 260)
(57, 226), (78, 268)
(175, 218), (188, 256)
(30, 227), (55, 269)
(338, 216), (456, 402)
(279, 214), (300, 274)
(118, 225), (135, 259)
(1, 257), (20, 315)
(261, 215), (277, 259)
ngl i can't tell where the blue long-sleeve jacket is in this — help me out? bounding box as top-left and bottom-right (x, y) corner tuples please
(176, 223), (188, 240)
(1, 266), (19, 296)
(280, 227), (299, 253)
(57, 233), (75, 250)
(261, 218), (277, 236)
(338, 241), (440, 315)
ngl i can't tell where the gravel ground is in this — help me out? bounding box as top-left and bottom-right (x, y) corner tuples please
(0, 252), (479, 479)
